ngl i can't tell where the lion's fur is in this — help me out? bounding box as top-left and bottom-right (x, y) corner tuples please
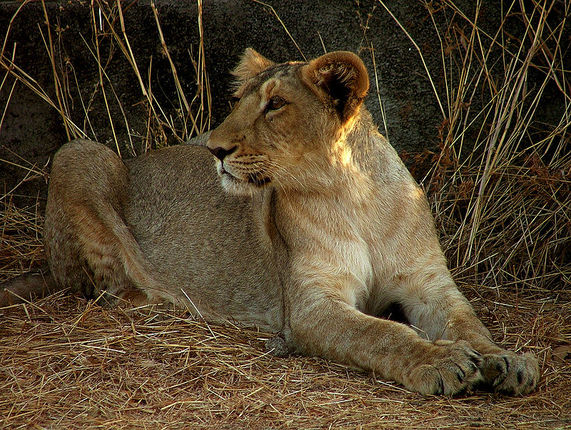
(1, 49), (539, 396)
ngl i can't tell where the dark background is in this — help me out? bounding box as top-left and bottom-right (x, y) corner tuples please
(0, 0), (566, 206)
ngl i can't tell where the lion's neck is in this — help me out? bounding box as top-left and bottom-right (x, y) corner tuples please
(280, 109), (381, 199)
(273, 166), (378, 291)
(339, 109), (384, 169)
(274, 118), (379, 226)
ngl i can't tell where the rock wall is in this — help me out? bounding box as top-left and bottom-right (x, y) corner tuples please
(0, 1), (564, 206)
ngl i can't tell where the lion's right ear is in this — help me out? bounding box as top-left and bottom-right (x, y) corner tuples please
(232, 48), (275, 83)
(302, 51), (369, 124)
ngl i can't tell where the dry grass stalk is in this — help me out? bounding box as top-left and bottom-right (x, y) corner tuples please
(0, 198), (44, 280)
(1, 0), (209, 156)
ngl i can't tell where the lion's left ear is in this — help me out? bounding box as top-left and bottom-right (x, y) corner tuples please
(302, 51), (369, 123)
(232, 48), (275, 83)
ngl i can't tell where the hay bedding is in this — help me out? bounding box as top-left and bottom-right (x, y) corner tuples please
(1, 276), (569, 428)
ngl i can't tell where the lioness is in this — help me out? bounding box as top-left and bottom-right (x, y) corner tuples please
(2, 49), (538, 396)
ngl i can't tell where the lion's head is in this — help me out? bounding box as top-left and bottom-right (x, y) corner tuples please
(207, 48), (370, 195)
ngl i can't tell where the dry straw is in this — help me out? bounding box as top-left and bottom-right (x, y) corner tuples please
(1, 0), (569, 428)
(0, 291), (567, 428)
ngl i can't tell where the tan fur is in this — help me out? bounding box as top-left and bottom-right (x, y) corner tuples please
(1, 50), (538, 396)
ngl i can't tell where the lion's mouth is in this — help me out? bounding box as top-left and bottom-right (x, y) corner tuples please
(221, 170), (239, 182)
(247, 174), (271, 187)
(219, 164), (239, 181)
(218, 162), (270, 187)
(220, 169), (270, 188)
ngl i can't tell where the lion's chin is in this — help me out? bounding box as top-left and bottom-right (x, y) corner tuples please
(220, 172), (267, 196)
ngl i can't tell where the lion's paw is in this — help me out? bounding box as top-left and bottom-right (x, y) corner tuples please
(478, 351), (539, 395)
(404, 340), (482, 395)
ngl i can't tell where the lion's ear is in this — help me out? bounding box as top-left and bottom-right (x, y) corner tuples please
(232, 48), (275, 83)
(302, 51), (369, 123)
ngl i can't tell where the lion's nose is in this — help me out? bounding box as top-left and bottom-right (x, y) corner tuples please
(208, 145), (237, 161)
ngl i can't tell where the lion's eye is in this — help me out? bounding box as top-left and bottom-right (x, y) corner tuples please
(266, 96), (287, 112)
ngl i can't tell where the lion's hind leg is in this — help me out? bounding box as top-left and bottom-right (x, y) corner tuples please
(44, 140), (171, 306)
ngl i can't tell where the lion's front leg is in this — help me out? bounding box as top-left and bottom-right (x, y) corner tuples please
(395, 267), (539, 395)
(285, 278), (483, 395)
